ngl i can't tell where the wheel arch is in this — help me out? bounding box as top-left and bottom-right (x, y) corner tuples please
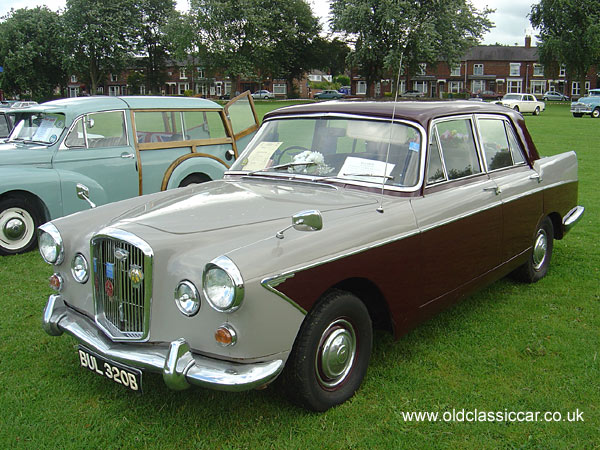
(0, 189), (51, 223)
(161, 153), (230, 190)
(547, 211), (564, 240)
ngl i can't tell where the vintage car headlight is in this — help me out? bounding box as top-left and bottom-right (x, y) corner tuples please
(174, 280), (201, 316)
(71, 253), (89, 283)
(38, 223), (64, 265)
(202, 256), (244, 312)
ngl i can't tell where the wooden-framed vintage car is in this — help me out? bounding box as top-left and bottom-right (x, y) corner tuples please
(41, 100), (583, 411)
(0, 93), (259, 255)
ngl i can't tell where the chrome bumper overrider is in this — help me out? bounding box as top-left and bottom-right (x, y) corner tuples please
(43, 295), (284, 392)
(563, 205), (585, 233)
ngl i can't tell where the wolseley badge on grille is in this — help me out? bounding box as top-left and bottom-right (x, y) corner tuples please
(128, 265), (144, 287)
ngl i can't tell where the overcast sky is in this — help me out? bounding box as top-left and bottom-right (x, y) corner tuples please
(1, 0), (538, 46)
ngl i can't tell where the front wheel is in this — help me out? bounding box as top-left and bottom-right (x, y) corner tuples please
(282, 290), (372, 411)
(513, 217), (554, 283)
(513, 105), (520, 112)
(0, 196), (42, 255)
(592, 108), (600, 118)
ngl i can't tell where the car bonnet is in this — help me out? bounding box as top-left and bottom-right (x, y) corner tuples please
(112, 178), (378, 234)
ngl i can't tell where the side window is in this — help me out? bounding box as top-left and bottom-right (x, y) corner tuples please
(64, 118), (85, 148)
(505, 123), (526, 165)
(478, 118), (513, 170)
(183, 111), (227, 140)
(0, 115), (9, 136)
(134, 111), (183, 143)
(435, 119), (481, 180)
(85, 111), (127, 148)
(426, 130), (446, 184)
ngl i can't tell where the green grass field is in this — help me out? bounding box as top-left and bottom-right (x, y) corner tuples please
(0, 102), (598, 448)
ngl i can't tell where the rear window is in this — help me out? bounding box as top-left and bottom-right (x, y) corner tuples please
(134, 110), (226, 143)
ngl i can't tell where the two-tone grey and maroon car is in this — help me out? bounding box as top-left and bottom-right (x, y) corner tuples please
(41, 101), (583, 411)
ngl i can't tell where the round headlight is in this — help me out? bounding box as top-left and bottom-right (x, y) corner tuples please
(174, 280), (201, 316)
(38, 223), (64, 265)
(202, 256), (244, 312)
(71, 253), (89, 283)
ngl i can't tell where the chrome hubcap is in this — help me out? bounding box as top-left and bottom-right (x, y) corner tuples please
(316, 319), (357, 389)
(532, 229), (548, 270)
(3, 218), (26, 240)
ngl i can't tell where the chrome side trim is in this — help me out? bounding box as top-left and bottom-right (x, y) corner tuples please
(261, 273), (307, 315)
(563, 205), (585, 233)
(42, 295), (284, 392)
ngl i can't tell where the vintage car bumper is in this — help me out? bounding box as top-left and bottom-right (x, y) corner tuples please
(42, 295), (284, 392)
(563, 205), (585, 233)
(570, 103), (592, 113)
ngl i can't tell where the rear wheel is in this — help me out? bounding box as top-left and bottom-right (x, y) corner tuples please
(513, 217), (554, 283)
(0, 196), (42, 255)
(533, 106), (540, 116)
(179, 173), (211, 187)
(282, 290), (372, 411)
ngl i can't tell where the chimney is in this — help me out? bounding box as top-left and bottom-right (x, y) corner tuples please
(525, 36), (532, 48)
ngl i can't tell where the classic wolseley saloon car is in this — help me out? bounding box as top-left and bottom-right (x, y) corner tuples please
(0, 93), (258, 255)
(41, 101), (583, 411)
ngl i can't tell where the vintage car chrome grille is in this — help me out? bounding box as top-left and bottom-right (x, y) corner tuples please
(91, 231), (153, 341)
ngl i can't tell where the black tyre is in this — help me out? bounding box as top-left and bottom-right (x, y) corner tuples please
(179, 173), (211, 187)
(533, 106), (540, 116)
(513, 217), (554, 283)
(0, 196), (42, 255)
(282, 290), (372, 411)
(592, 108), (600, 119)
(513, 105), (520, 112)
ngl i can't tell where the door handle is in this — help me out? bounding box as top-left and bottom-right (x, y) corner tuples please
(483, 186), (502, 195)
(121, 152), (135, 159)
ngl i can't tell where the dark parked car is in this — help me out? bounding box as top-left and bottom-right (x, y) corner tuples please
(42, 100), (583, 411)
(314, 90), (344, 100)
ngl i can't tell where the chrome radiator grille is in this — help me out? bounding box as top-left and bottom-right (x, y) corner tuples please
(91, 232), (153, 341)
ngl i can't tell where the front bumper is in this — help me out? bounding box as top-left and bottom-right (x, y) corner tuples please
(570, 103), (592, 113)
(42, 295), (284, 392)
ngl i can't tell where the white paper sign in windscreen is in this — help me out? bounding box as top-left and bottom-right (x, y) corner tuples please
(242, 141), (282, 171)
(338, 156), (395, 183)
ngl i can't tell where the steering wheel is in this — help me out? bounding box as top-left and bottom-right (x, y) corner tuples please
(272, 145), (310, 165)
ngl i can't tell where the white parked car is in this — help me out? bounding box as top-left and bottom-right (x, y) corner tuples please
(251, 90), (274, 100)
(495, 93), (545, 115)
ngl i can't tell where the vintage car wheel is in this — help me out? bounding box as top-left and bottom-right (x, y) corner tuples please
(514, 217), (554, 283)
(533, 107), (540, 116)
(179, 173), (211, 187)
(282, 290), (372, 411)
(592, 108), (600, 118)
(0, 197), (42, 255)
(513, 105), (520, 112)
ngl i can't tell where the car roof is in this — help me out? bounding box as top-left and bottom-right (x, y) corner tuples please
(10, 96), (222, 123)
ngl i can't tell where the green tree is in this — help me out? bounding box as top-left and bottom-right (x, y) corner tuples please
(63, 0), (140, 94)
(137, 0), (176, 94)
(189, 0), (321, 88)
(0, 7), (66, 101)
(330, 0), (492, 96)
(530, 0), (600, 95)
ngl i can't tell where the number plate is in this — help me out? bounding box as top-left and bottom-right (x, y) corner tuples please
(77, 346), (142, 392)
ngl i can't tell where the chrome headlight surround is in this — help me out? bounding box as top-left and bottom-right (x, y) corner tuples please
(202, 256), (244, 313)
(71, 253), (89, 283)
(38, 223), (64, 265)
(174, 280), (201, 317)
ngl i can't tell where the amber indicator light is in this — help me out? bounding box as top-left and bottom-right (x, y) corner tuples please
(215, 327), (233, 346)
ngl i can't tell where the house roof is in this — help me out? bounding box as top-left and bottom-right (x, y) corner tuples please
(464, 45), (539, 62)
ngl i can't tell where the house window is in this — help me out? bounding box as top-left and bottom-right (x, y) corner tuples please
(273, 84), (287, 95)
(70, 75), (77, 83)
(510, 63), (521, 76)
(180, 68), (187, 79)
(97, 86), (104, 94)
(308, 74), (321, 82)
(68, 87), (79, 97)
(450, 65), (461, 76)
(111, 73), (118, 82)
(471, 80), (485, 94)
(418, 63), (427, 75)
(108, 85), (120, 96)
(448, 81), (462, 93)
(179, 83), (189, 95)
(507, 80), (522, 93)
(473, 64), (483, 76)
(572, 81), (590, 96)
(559, 65), (566, 77)
(225, 81), (232, 96)
(197, 68), (204, 79)
(413, 81), (428, 93)
(139, 85), (146, 95)
(357, 81), (367, 95)
(531, 80), (546, 95)
(533, 64), (544, 76)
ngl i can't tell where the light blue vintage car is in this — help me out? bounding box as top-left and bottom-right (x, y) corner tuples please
(0, 93), (259, 255)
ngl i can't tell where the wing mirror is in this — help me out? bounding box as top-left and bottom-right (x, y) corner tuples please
(76, 183), (96, 209)
(276, 210), (323, 239)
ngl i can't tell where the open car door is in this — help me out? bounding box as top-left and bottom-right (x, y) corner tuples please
(224, 91), (260, 154)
